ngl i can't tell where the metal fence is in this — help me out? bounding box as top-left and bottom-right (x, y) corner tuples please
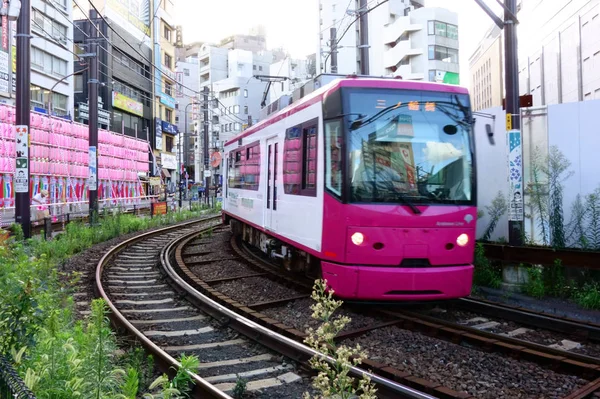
(0, 356), (35, 399)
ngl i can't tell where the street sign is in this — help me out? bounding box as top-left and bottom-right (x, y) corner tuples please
(14, 125), (28, 193)
(79, 103), (111, 126)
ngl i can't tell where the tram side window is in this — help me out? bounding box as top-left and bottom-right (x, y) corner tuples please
(325, 120), (342, 197)
(243, 144), (260, 190)
(283, 118), (318, 197)
(228, 143), (260, 191)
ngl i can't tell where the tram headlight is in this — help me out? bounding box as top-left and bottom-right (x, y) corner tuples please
(351, 232), (364, 246)
(456, 233), (469, 247)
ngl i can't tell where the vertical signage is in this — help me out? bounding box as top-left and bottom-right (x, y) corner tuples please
(14, 126), (29, 192)
(89, 146), (97, 190)
(508, 129), (523, 221)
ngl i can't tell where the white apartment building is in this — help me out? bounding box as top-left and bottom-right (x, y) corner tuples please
(30, 0), (74, 117)
(470, 0), (600, 109)
(269, 58), (313, 103)
(317, 0), (459, 82)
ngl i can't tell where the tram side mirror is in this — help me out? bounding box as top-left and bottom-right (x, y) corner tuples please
(486, 123), (495, 145)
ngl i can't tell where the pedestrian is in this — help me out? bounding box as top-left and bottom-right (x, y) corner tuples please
(31, 189), (49, 222)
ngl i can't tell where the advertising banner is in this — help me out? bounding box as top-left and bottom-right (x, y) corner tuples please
(161, 153), (177, 169)
(155, 117), (163, 151)
(112, 91), (143, 117)
(105, 0), (151, 47)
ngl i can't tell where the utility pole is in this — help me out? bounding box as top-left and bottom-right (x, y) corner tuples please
(330, 27), (338, 73)
(473, 0), (522, 245)
(14, 0), (31, 238)
(178, 136), (183, 208)
(504, 0), (523, 246)
(87, 13), (99, 224)
(358, 0), (370, 75)
(202, 86), (210, 203)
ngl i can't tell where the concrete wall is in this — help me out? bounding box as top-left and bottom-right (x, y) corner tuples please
(475, 99), (600, 244)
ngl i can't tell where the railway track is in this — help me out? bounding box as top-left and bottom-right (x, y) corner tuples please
(94, 217), (433, 398)
(167, 227), (600, 399)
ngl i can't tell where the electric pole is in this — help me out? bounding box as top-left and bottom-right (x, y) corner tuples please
(358, 0), (369, 75)
(87, 13), (99, 224)
(473, 0), (522, 246)
(14, 0), (31, 238)
(202, 86), (210, 203)
(504, 0), (523, 246)
(330, 27), (338, 73)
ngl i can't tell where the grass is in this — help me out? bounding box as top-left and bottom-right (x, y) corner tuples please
(0, 206), (219, 397)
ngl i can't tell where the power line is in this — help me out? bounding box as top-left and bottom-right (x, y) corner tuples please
(323, 0), (389, 70)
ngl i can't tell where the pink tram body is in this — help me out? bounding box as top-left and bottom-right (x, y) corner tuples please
(222, 76), (477, 301)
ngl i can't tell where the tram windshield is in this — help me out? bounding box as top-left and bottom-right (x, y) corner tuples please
(345, 88), (474, 206)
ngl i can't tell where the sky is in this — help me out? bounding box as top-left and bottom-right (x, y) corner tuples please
(176, 0), (506, 84)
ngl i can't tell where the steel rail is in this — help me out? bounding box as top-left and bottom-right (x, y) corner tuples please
(457, 297), (600, 341)
(162, 228), (438, 399)
(94, 215), (230, 399)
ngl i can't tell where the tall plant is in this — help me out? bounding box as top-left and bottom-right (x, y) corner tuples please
(481, 191), (508, 241)
(542, 146), (573, 248)
(585, 187), (600, 250)
(566, 195), (589, 249)
(527, 146), (549, 245)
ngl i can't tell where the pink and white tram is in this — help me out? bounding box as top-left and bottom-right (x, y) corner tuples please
(222, 75), (478, 301)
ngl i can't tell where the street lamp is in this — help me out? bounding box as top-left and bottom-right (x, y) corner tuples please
(47, 67), (89, 116)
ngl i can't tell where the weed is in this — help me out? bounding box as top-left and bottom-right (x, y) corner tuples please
(542, 259), (568, 298)
(303, 279), (377, 399)
(573, 283), (600, 310)
(232, 375), (247, 398)
(472, 243), (502, 289)
(524, 266), (545, 299)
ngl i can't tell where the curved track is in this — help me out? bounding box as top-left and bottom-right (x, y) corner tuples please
(95, 217), (433, 398)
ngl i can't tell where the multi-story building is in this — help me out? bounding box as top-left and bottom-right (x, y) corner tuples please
(316, 0), (459, 82)
(153, 0), (178, 183)
(470, 0), (600, 109)
(27, 0), (75, 117)
(74, 10), (153, 142)
(469, 25), (504, 111)
(269, 57), (313, 102)
(174, 57), (200, 181)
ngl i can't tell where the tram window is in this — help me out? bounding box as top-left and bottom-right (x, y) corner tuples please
(283, 117), (318, 197)
(325, 120), (342, 197)
(228, 142), (260, 191)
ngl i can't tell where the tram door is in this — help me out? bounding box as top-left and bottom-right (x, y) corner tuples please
(265, 137), (278, 230)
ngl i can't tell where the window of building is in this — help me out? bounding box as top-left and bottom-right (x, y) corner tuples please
(164, 25), (171, 41)
(165, 136), (174, 152)
(228, 142), (260, 190)
(184, 68), (190, 76)
(244, 105), (248, 114)
(427, 20), (458, 40)
(164, 53), (172, 69)
(165, 81), (173, 96)
(233, 105), (240, 114)
(428, 45), (458, 63)
(31, 47), (67, 78)
(283, 118), (318, 196)
(244, 89), (248, 98)
(165, 108), (172, 122)
(429, 70), (436, 82)
(32, 9), (68, 44)
(234, 122), (241, 131)
(259, 65), (263, 71)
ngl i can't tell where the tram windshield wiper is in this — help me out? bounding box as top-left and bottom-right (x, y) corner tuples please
(396, 194), (422, 214)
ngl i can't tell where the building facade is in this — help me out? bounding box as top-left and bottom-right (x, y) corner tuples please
(469, 25), (504, 111)
(317, 0), (458, 81)
(174, 57), (200, 181)
(153, 0), (178, 184)
(74, 11), (153, 142)
(26, 0), (75, 118)
(470, 0), (600, 109)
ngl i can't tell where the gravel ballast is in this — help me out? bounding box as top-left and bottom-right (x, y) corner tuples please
(344, 325), (590, 399)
